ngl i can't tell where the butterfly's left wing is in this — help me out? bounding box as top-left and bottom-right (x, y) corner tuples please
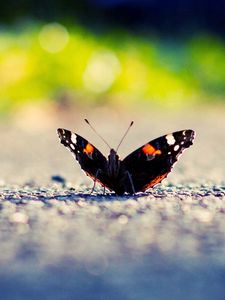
(121, 129), (195, 194)
(57, 128), (108, 184)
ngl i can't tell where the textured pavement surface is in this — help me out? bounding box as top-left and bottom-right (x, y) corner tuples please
(0, 107), (224, 299)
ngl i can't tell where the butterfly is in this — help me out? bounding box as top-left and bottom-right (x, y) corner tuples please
(57, 120), (195, 195)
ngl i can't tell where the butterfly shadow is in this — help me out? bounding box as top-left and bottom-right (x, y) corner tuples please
(49, 189), (154, 203)
(51, 176), (155, 202)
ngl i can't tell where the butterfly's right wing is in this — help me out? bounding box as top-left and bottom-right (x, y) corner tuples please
(121, 129), (195, 194)
(57, 128), (108, 183)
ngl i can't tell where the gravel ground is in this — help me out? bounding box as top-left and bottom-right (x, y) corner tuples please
(0, 107), (224, 299)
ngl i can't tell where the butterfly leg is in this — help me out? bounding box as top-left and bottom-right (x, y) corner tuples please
(125, 171), (136, 194)
(90, 169), (101, 194)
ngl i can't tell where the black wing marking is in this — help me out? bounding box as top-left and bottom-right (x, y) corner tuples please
(121, 129), (195, 193)
(57, 128), (108, 184)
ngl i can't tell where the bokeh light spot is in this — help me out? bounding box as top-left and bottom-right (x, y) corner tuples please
(83, 51), (121, 93)
(39, 23), (69, 53)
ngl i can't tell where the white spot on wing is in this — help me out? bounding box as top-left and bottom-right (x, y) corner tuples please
(71, 134), (77, 144)
(166, 134), (176, 145)
(174, 145), (179, 151)
(70, 144), (75, 150)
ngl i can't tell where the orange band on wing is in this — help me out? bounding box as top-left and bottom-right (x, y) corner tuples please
(142, 144), (162, 155)
(143, 172), (169, 191)
(83, 143), (94, 154)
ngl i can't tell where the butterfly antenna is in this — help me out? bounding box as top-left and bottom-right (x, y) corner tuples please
(116, 121), (134, 152)
(84, 119), (111, 149)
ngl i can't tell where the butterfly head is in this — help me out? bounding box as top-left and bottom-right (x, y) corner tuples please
(108, 148), (120, 163)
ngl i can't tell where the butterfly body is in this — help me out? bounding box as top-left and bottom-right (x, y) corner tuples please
(57, 128), (195, 195)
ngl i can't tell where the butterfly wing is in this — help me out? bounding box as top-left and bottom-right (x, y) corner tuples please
(57, 128), (108, 185)
(121, 129), (195, 193)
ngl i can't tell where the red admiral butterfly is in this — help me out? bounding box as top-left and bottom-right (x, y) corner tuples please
(57, 120), (195, 195)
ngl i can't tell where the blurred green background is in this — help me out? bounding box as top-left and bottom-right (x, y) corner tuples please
(0, 0), (225, 116)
